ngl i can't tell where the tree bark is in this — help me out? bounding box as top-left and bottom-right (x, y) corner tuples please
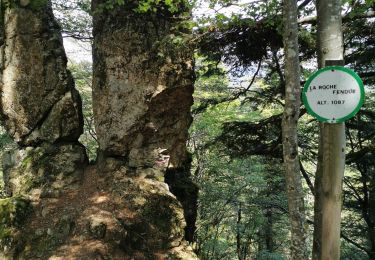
(312, 1), (346, 259)
(282, 0), (308, 259)
(237, 202), (243, 260)
(368, 164), (375, 258)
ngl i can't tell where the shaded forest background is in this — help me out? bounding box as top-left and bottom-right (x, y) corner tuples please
(1, 0), (375, 259)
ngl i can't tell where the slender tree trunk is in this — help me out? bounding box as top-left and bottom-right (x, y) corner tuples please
(237, 202), (243, 260)
(264, 209), (274, 253)
(368, 165), (375, 258)
(312, 1), (345, 259)
(257, 208), (274, 256)
(282, 0), (308, 259)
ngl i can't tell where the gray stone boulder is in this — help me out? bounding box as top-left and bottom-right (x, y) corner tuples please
(0, 2), (83, 146)
(92, 6), (194, 169)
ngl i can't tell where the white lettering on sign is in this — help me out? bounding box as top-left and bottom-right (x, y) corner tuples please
(303, 67), (364, 123)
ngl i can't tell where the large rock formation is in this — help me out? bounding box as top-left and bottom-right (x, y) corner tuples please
(92, 1), (198, 244)
(1, 166), (197, 259)
(0, 0), (87, 257)
(0, 1), (83, 147)
(0, 1), (198, 258)
(92, 3), (193, 168)
(0, 0), (87, 197)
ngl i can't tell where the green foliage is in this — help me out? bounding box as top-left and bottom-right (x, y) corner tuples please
(0, 197), (31, 227)
(256, 251), (285, 260)
(26, 0), (48, 9)
(0, 132), (12, 150)
(93, 0), (191, 15)
(191, 55), (290, 258)
(52, 0), (92, 41)
(136, 0), (186, 13)
(191, 0), (375, 256)
(0, 127), (16, 196)
(1, 0), (48, 10)
(192, 149), (290, 258)
(68, 61), (98, 162)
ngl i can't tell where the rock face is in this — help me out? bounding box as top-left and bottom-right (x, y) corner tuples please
(1, 166), (198, 259)
(0, 1), (198, 258)
(2, 143), (87, 196)
(0, 1), (87, 196)
(0, 1), (83, 146)
(92, 1), (198, 243)
(0, 1), (87, 256)
(92, 2), (194, 168)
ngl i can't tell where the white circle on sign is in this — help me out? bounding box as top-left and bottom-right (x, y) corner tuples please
(302, 66), (365, 123)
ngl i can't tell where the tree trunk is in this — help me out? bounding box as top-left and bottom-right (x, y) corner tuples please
(368, 164), (375, 258)
(264, 209), (274, 253)
(312, 1), (346, 259)
(237, 202), (243, 260)
(282, 0), (308, 259)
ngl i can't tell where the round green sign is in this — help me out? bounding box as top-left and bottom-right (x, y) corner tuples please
(302, 66), (365, 123)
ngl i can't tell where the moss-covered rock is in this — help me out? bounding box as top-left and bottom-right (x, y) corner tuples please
(0, 0), (84, 146)
(108, 169), (188, 255)
(2, 144), (87, 197)
(0, 197), (32, 249)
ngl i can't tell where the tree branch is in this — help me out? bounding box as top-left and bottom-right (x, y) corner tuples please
(299, 159), (315, 195)
(192, 59), (262, 114)
(306, 219), (370, 254)
(298, 11), (375, 24)
(341, 232), (370, 254)
(343, 178), (364, 204)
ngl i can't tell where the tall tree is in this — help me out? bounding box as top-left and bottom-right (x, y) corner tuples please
(282, 0), (308, 259)
(312, 0), (346, 259)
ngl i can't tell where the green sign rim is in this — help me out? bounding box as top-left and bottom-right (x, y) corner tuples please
(302, 66), (365, 123)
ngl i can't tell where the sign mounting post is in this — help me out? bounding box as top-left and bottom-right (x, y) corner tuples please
(305, 59), (365, 260)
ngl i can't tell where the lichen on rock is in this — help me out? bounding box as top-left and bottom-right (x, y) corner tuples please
(2, 143), (87, 197)
(0, 0), (198, 258)
(92, 2), (198, 248)
(0, 1), (83, 146)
